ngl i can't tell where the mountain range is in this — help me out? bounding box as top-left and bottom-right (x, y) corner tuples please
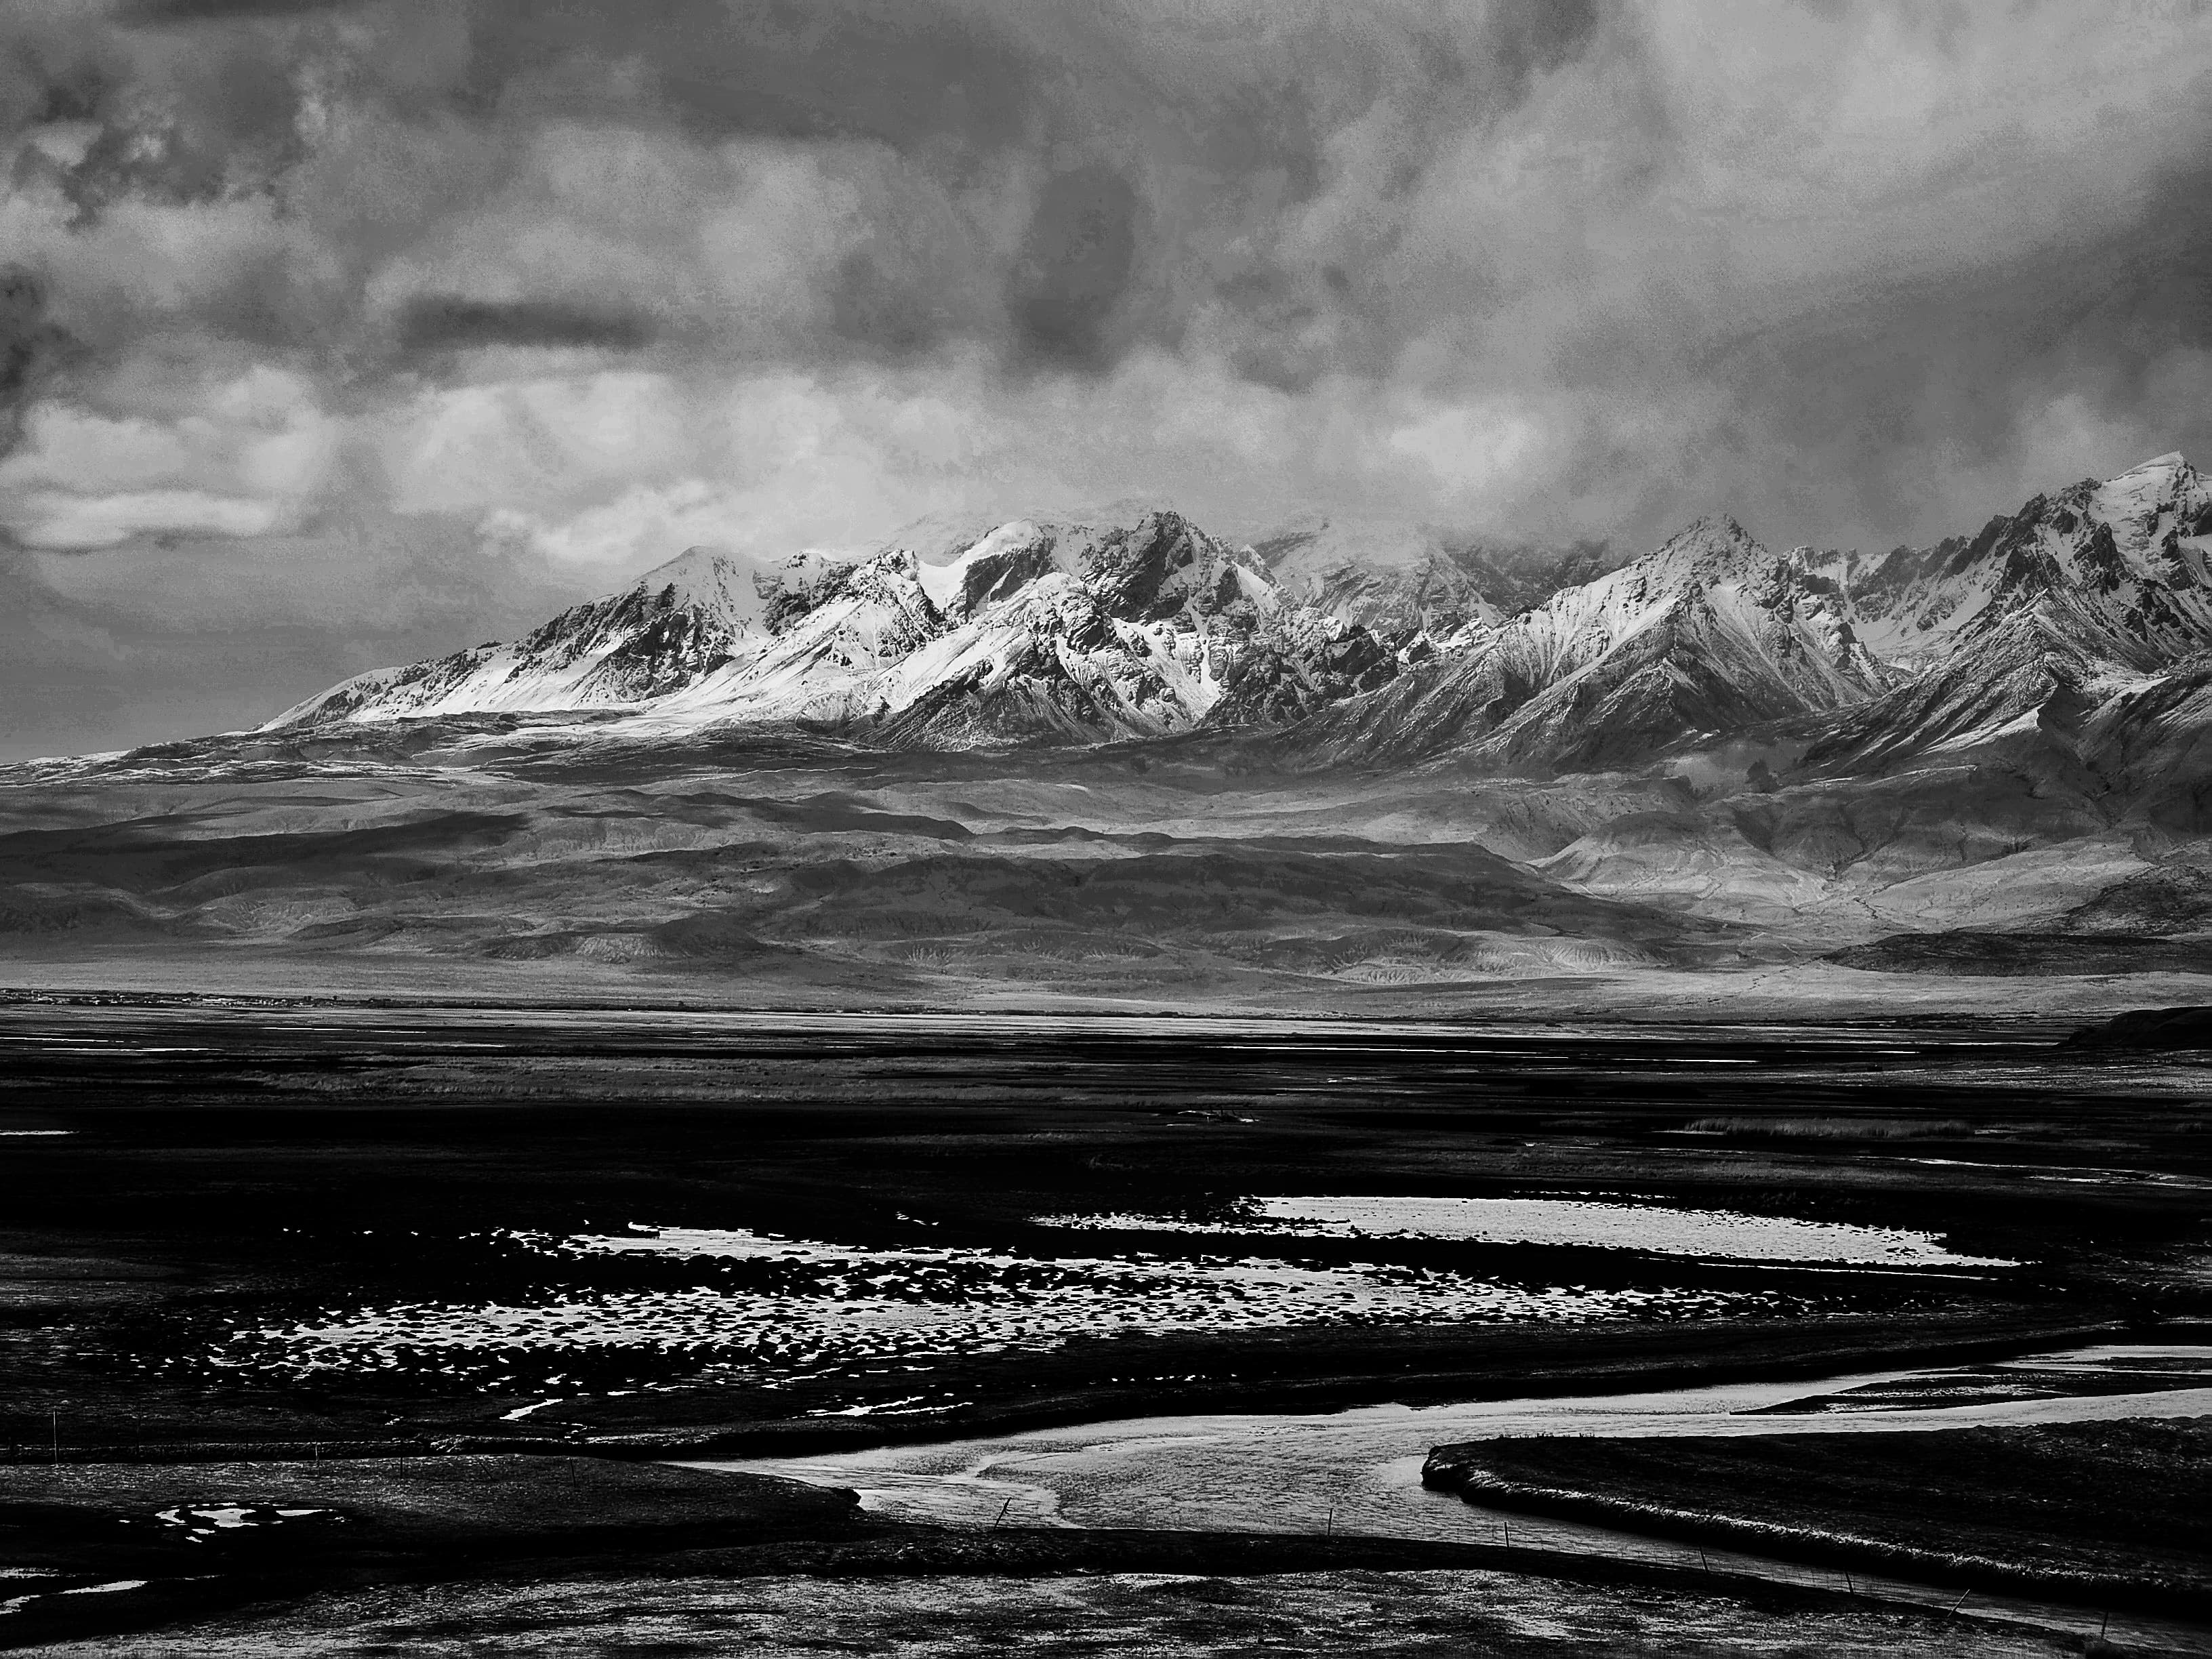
(270, 509), (1397, 745)
(270, 451), (2212, 790)
(8, 452), (2212, 1011)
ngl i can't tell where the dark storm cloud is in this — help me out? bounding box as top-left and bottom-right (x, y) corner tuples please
(1, 0), (2210, 614)
(4, 14), (310, 220)
(20, 0), (1627, 391)
(395, 295), (657, 355)
(116, 0), (377, 24)
(1484, 0), (1605, 83)
(438, 0), (1043, 152)
(334, 0), (1614, 377)
(0, 264), (75, 455)
(1675, 146), (2212, 544)
(1008, 163), (1143, 369)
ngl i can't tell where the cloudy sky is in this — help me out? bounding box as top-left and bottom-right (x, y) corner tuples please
(3, 0), (2211, 756)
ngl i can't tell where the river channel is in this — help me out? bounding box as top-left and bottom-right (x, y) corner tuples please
(691, 1343), (2212, 1656)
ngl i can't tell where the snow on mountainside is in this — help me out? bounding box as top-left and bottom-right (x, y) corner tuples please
(268, 508), (1402, 746)
(1793, 453), (2212, 670)
(1801, 453), (2212, 770)
(268, 543), (930, 728)
(1252, 514), (1616, 644)
(842, 511), (1282, 744)
(268, 452), (2212, 777)
(1279, 516), (1893, 771)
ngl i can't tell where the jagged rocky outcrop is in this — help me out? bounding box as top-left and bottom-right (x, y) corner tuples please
(1795, 453), (2212, 664)
(1261, 453), (2212, 785)
(1254, 514), (1616, 644)
(35, 447), (2212, 991)
(1276, 517), (1891, 771)
(270, 453), (2212, 790)
(270, 508), (1402, 747)
(1798, 454), (2212, 775)
(268, 544), (933, 728)
(1205, 610), (1404, 728)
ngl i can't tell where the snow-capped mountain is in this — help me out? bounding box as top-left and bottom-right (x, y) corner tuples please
(268, 543), (937, 728)
(269, 508), (1403, 746)
(269, 453), (2212, 781)
(1252, 514), (1615, 644)
(848, 510), (1282, 744)
(1793, 453), (2212, 669)
(1277, 516), (1892, 770)
(38, 450), (2212, 1008)
(1799, 453), (2212, 769)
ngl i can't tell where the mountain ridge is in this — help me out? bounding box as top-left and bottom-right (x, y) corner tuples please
(266, 454), (2212, 795)
(270, 506), (1402, 747)
(18, 450), (2212, 1004)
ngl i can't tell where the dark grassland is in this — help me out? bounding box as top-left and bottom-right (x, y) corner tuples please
(0, 1453), (2136, 1656)
(0, 1456), (855, 1649)
(1425, 1419), (2212, 1613)
(1, 993), (2208, 1650)
(5, 994), (2204, 1454)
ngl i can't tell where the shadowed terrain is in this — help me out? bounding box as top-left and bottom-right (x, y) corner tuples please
(4, 999), (2209, 1652)
(14, 459), (2212, 1014)
(6, 712), (2212, 1017)
(1425, 1419), (2212, 1612)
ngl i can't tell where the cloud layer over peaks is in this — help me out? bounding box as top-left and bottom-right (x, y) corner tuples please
(2, 0), (2211, 753)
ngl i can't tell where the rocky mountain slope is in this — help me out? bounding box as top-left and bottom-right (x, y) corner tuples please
(271, 509), (1399, 747)
(1250, 515), (1616, 644)
(1794, 453), (2212, 668)
(18, 453), (2212, 1003)
(271, 455), (2212, 796)
(1461, 455), (2212, 974)
(1797, 453), (2212, 772)
(1274, 516), (1895, 771)
(1267, 454), (2212, 784)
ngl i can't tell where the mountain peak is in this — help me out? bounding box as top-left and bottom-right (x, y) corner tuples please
(1666, 512), (1759, 548)
(629, 543), (859, 636)
(2085, 450), (2211, 552)
(634, 541), (745, 600)
(1634, 514), (1772, 586)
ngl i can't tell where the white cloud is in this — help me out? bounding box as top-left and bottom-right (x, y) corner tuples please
(0, 367), (340, 552)
(1381, 398), (1549, 501)
(380, 346), (1593, 577)
(360, 125), (891, 356)
(380, 371), (699, 518)
(10, 489), (289, 548)
(443, 368), (991, 568)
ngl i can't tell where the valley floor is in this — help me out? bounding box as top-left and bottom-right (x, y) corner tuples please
(9, 1561), (2137, 1658)
(1, 997), (2206, 1650)
(9, 715), (2212, 1017)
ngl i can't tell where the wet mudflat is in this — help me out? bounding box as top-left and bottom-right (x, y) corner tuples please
(1, 993), (2207, 1652)
(1427, 1414), (2212, 1609)
(707, 1348), (2212, 1536)
(2, 994), (2206, 1450)
(703, 1351), (2212, 1654)
(11, 1565), (2106, 1658)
